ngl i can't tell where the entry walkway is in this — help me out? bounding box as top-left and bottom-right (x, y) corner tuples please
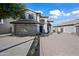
(40, 33), (79, 56)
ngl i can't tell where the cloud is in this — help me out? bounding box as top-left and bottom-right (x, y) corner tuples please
(50, 9), (61, 16)
(49, 15), (58, 19)
(49, 9), (72, 19)
(49, 9), (62, 19)
(35, 11), (43, 14)
(61, 11), (71, 16)
(49, 9), (79, 25)
(72, 10), (79, 15)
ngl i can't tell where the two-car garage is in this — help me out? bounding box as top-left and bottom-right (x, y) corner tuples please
(55, 19), (79, 35)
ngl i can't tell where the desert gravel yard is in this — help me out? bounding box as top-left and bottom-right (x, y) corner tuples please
(0, 34), (34, 56)
(40, 33), (79, 56)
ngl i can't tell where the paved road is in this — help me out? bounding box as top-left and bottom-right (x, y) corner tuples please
(40, 33), (79, 56)
(0, 34), (34, 56)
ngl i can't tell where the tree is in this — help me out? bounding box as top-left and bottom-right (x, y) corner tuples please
(0, 3), (26, 19)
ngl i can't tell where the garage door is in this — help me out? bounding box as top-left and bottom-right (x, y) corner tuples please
(63, 26), (76, 33)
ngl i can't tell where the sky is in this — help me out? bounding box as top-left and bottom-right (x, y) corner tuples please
(26, 3), (79, 25)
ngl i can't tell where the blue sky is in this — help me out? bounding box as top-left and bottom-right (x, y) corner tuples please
(26, 3), (79, 25)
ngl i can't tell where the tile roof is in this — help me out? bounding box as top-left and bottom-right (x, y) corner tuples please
(10, 20), (40, 24)
(57, 19), (79, 27)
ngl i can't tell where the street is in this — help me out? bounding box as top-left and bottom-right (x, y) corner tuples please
(40, 33), (79, 56)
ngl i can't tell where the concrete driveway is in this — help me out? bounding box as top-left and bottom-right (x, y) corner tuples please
(0, 34), (34, 56)
(40, 33), (79, 56)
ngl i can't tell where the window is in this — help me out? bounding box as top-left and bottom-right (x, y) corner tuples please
(0, 19), (4, 24)
(40, 19), (45, 25)
(28, 14), (34, 19)
(25, 13), (34, 20)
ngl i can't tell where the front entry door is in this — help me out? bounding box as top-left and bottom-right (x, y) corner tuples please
(39, 26), (43, 33)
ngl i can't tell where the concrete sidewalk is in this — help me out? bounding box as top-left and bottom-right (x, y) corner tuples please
(40, 33), (79, 56)
(0, 34), (34, 56)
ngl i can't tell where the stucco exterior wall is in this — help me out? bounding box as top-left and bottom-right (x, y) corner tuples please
(57, 27), (62, 32)
(0, 18), (14, 34)
(15, 24), (38, 36)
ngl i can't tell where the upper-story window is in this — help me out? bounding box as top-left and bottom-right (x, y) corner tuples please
(0, 19), (4, 24)
(25, 13), (34, 20)
(40, 19), (45, 25)
(28, 14), (34, 19)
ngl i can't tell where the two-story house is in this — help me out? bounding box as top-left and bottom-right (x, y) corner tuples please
(10, 9), (52, 36)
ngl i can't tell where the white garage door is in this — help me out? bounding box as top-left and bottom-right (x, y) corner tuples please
(63, 26), (76, 33)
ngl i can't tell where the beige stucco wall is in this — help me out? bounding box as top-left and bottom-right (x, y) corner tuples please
(0, 18), (14, 34)
(15, 24), (38, 36)
(53, 27), (62, 33)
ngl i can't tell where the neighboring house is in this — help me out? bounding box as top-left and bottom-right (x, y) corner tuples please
(54, 19), (79, 35)
(10, 9), (52, 36)
(0, 18), (15, 34)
